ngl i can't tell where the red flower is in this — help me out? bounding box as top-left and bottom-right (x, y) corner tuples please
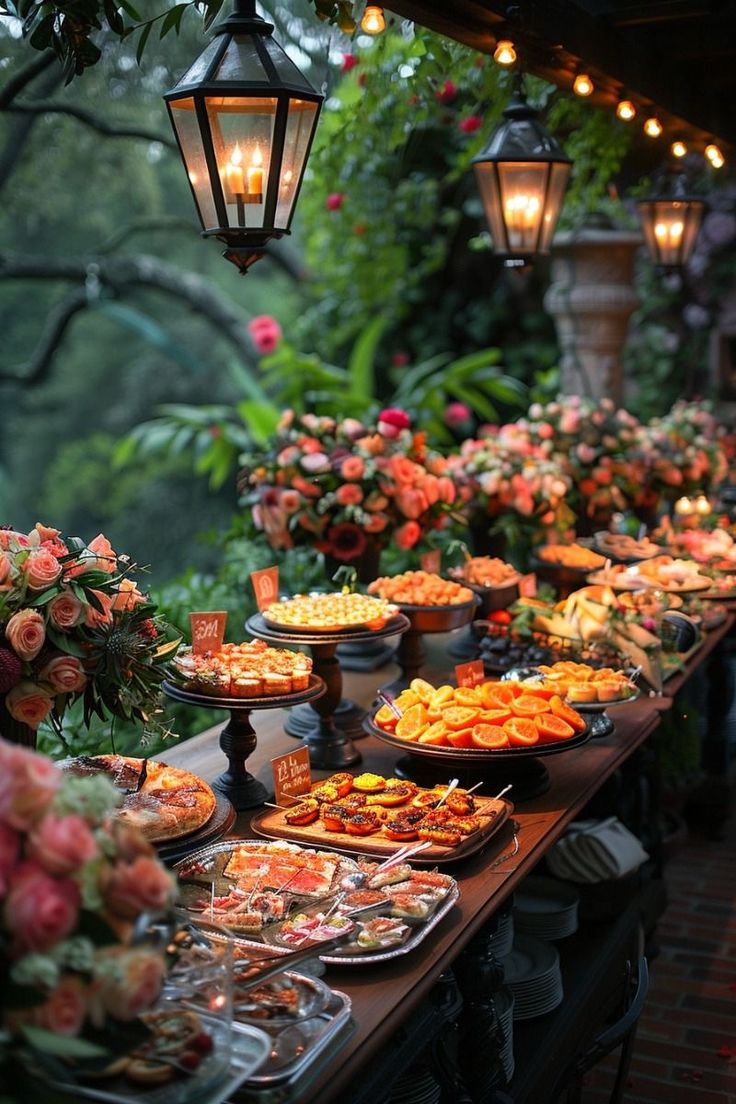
(341, 53), (358, 73)
(444, 402), (472, 428)
(326, 193), (345, 211)
(378, 408), (411, 430)
(326, 523), (367, 562)
(248, 315), (282, 355)
(354, 223), (367, 236)
(459, 115), (483, 134)
(392, 351), (410, 367)
(435, 80), (457, 105)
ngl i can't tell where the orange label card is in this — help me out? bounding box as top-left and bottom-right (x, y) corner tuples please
(251, 566), (279, 612)
(455, 659), (485, 688)
(420, 549), (442, 574)
(272, 746), (312, 806)
(519, 573), (537, 598)
(190, 611), (227, 654)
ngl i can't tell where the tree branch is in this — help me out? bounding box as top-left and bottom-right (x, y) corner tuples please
(95, 217), (201, 255)
(0, 286), (89, 385)
(0, 52), (58, 109)
(5, 101), (177, 148)
(0, 63), (64, 192)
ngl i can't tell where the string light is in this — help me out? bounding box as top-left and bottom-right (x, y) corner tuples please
(493, 40), (517, 66)
(705, 143), (725, 168)
(573, 72), (594, 97)
(360, 5), (385, 33)
(671, 140), (687, 158)
(644, 116), (663, 138)
(616, 99), (636, 121)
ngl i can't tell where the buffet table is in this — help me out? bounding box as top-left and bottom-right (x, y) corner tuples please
(159, 615), (734, 1103)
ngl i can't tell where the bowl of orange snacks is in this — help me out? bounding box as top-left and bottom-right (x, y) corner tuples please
(447, 557), (520, 614)
(367, 676), (590, 763)
(367, 572), (479, 633)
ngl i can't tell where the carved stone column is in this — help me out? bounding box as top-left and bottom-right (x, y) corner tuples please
(544, 225), (642, 404)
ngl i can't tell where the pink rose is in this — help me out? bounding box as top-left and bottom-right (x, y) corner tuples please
(28, 813), (98, 876)
(377, 407), (411, 438)
(104, 856), (174, 920)
(110, 579), (146, 613)
(35, 975), (87, 1036)
(0, 530), (31, 550)
(576, 443), (597, 465)
(5, 861), (80, 953)
(280, 489), (302, 514)
(536, 422), (554, 440)
(444, 402), (472, 428)
(363, 513), (389, 534)
(364, 491), (389, 512)
(5, 681), (54, 729)
(47, 590), (83, 630)
(459, 114), (483, 133)
(90, 948), (165, 1026)
(38, 655), (87, 695)
(85, 590), (114, 628)
(5, 608), (46, 661)
(300, 452), (331, 474)
(437, 476), (456, 504)
(341, 456), (365, 481)
(23, 547), (62, 591)
(395, 521), (422, 550)
(87, 534), (117, 574)
(0, 823), (20, 895)
(0, 741), (60, 830)
(326, 192), (344, 211)
(0, 551), (11, 587)
(336, 483), (363, 506)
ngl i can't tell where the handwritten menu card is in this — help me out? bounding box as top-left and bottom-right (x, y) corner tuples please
(271, 746), (312, 806)
(455, 659), (485, 688)
(250, 566), (279, 612)
(189, 611), (227, 655)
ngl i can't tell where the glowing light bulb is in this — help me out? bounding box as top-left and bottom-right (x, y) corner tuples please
(671, 140), (687, 158)
(493, 40), (517, 66)
(705, 143), (725, 168)
(361, 5), (385, 33)
(644, 116), (663, 138)
(616, 100), (636, 121)
(573, 73), (594, 97)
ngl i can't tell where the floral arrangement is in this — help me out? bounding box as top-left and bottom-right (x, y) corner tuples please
(0, 525), (179, 741)
(0, 738), (175, 1087)
(237, 408), (459, 562)
(638, 400), (729, 501)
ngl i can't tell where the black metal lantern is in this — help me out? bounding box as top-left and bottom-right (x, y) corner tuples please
(164, 0), (323, 274)
(637, 170), (705, 269)
(472, 79), (572, 264)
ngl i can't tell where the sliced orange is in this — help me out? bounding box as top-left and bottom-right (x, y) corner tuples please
(441, 705), (481, 730)
(454, 686), (481, 707)
(431, 685), (455, 705)
(478, 707), (513, 725)
(511, 694), (550, 718)
(549, 695), (587, 734)
(410, 677), (436, 704)
(535, 712), (575, 742)
(446, 726), (476, 749)
(395, 689), (420, 711)
(471, 723), (510, 749)
(374, 703), (398, 730)
(418, 721), (450, 745)
(480, 681), (516, 709)
(395, 703), (429, 740)
(504, 716), (540, 746)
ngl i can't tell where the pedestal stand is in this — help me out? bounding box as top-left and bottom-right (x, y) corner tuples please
(381, 599), (479, 696)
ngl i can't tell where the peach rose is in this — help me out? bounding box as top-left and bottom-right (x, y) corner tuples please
(0, 551), (10, 587)
(103, 856), (174, 920)
(364, 491), (389, 512)
(5, 861), (80, 952)
(5, 608), (46, 660)
(89, 947), (166, 1026)
(0, 823), (20, 895)
(437, 476), (456, 504)
(35, 975), (88, 1037)
(421, 473), (440, 507)
(38, 655), (87, 695)
(108, 819), (155, 863)
(336, 484), (363, 506)
(24, 547), (62, 591)
(395, 521), (422, 550)
(396, 487), (428, 520)
(0, 530), (31, 550)
(34, 523), (61, 543)
(85, 590), (114, 628)
(280, 489), (302, 514)
(389, 455), (419, 487)
(47, 590), (83, 630)
(87, 534), (117, 573)
(110, 579), (146, 613)
(341, 456), (365, 481)
(363, 512), (389, 534)
(0, 741), (60, 830)
(5, 681), (54, 729)
(28, 813), (98, 877)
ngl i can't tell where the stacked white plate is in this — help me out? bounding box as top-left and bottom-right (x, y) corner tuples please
(501, 934), (564, 1021)
(494, 986), (515, 1082)
(489, 902), (515, 959)
(513, 876), (580, 941)
(388, 1062), (441, 1104)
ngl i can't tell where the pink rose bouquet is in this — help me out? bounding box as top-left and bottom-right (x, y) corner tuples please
(0, 525), (179, 744)
(637, 400), (729, 503)
(238, 410), (459, 565)
(0, 739), (175, 1080)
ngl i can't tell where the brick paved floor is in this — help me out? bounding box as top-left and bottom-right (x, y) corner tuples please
(582, 810), (736, 1104)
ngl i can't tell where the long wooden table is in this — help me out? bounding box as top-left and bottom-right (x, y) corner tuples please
(160, 615), (734, 1103)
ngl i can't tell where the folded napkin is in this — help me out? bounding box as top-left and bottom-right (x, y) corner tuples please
(547, 818), (649, 883)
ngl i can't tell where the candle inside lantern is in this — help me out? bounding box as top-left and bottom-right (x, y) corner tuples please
(695, 494), (711, 516)
(505, 194), (541, 240)
(225, 143), (245, 196)
(654, 219), (684, 249)
(248, 146), (264, 197)
(674, 496), (693, 517)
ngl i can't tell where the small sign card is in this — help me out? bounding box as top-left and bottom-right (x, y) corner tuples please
(420, 549), (442, 574)
(271, 746), (312, 806)
(455, 659), (485, 688)
(518, 573), (537, 598)
(251, 566), (279, 612)
(190, 611), (227, 655)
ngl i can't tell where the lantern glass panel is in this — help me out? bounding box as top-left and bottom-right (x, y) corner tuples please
(275, 98), (319, 227)
(168, 97), (219, 229)
(263, 36), (315, 87)
(496, 162), (552, 254)
(176, 38), (224, 86)
(215, 38), (269, 81)
(206, 96), (277, 229)
(640, 199), (704, 266)
(538, 161), (571, 251)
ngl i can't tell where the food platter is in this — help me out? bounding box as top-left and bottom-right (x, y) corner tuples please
(566, 687), (641, 713)
(389, 594), (480, 634)
(162, 673), (325, 712)
(587, 568), (711, 593)
(592, 531), (661, 562)
(365, 716), (592, 764)
(261, 592), (396, 634)
(174, 839), (460, 964)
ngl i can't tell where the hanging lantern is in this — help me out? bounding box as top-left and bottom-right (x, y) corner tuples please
(637, 170), (705, 268)
(164, 0), (323, 275)
(472, 79), (572, 264)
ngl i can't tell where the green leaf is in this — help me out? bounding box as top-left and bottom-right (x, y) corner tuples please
(236, 400), (279, 445)
(135, 19), (152, 65)
(346, 315), (386, 401)
(47, 626), (87, 656)
(103, 0), (125, 35)
(160, 2), (187, 37)
(21, 1026), (108, 1059)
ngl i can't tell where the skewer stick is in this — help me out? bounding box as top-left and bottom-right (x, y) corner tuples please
(435, 777), (460, 808)
(493, 783), (513, 801)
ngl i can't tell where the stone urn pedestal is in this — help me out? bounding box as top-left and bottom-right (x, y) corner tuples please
(544, 224), (643, 404)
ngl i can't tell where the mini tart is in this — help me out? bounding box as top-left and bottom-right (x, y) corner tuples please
(351, 772), (387, 793)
